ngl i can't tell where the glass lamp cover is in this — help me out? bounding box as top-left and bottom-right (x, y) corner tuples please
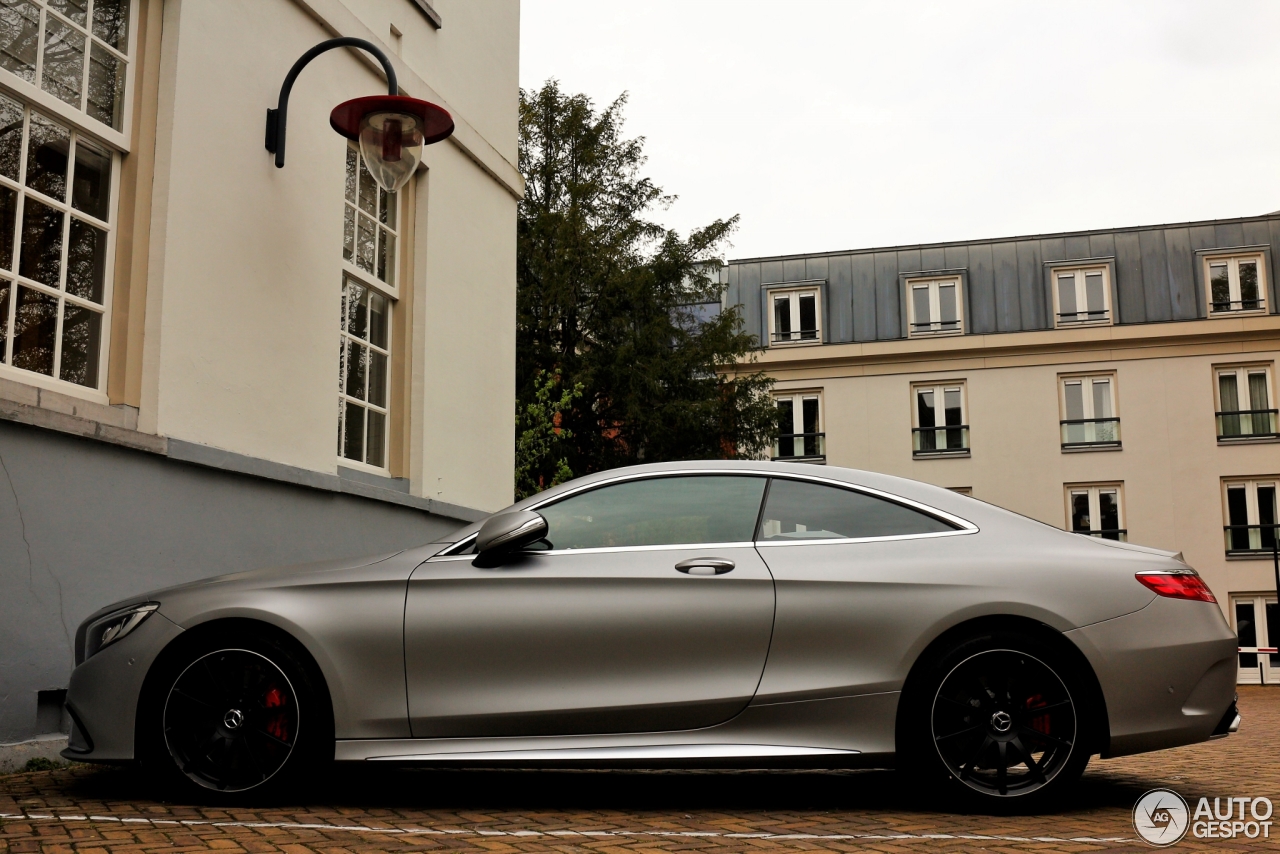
(358, 111), (423, 193)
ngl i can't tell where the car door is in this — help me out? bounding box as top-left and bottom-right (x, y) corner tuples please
(750, 476), (970, 703)
(404, 474), (776, 738)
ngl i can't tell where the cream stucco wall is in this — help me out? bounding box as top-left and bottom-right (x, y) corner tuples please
(763, 319), (1280, 616)
(138, 0), (518, 511)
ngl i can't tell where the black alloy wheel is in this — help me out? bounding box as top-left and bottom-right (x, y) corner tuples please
(162, 648), (300, 792)
(930, 649), (1077, 798)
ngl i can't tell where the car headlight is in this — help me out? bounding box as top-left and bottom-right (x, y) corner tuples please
(82, 603), (159, 662)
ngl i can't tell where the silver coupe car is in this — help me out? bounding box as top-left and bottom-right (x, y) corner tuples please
(62, 461), (1239, 806)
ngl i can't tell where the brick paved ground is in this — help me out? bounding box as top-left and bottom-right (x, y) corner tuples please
(2, 687), (1277, 854)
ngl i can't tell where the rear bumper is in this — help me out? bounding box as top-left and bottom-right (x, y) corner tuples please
(1067, 594), (1237, 758)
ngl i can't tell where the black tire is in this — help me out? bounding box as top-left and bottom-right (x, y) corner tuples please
(139, 627), (331, 802)
(898, 629), (1093, 811)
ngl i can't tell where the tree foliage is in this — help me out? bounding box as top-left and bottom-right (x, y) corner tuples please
(515, 81), (779, 495)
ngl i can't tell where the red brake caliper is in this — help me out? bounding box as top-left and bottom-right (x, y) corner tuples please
(264, 686), (289, 742)
(1025, 692), (1050, 734)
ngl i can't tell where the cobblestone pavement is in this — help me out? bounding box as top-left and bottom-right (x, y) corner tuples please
(2, 687), (1276, 854)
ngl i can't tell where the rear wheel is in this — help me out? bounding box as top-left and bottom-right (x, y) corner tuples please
(901, 630), (1093, 809)
(142, 629), (329, 800)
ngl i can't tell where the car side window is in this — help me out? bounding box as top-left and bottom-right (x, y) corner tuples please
(757, 478), (957, 541)
(538, 476), (768, 550)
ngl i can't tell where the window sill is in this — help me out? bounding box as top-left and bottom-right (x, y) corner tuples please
(768, 338), (823, 348)
(913, 449), (970, 459)
(1061, 443), (1122, 453)
(1226, 552), (1280, 561)
(907, 329), (965, 340)
(1217, 435), (1280, 445)
(771, 455), (826, 465)
(1053, 320), (1113, 330)
(1208, 309), (1269, 319)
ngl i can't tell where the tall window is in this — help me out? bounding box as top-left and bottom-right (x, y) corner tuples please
(907, 277), (963, 337)
(0, 0), (130, 130)
(1216, 365), (1277, 441)
(1060, 374), (1120, 449)
(1206, 254), (1267, 315)
(338, 145), (397, 469)
(1224, 479), (1278, 555)
(769, 287), (820, 345)
(912, 381), (968, 456)
(0, 92), (113, 388)
(1053, 266), (1111, 327)
(1066, 483), (1125, 541)
(773, 391), (823, 462)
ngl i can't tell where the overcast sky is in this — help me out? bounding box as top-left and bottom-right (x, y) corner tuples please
(519, 1), (1280, 261)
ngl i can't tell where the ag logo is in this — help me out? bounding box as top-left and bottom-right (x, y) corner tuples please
(1133, 788), (1190, 846)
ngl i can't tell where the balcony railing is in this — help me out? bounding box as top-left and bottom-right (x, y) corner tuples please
(912, 425), (969, 456)
(1061, 417), (1121, 448)
(1224, 523), (1280, 556)
(910, 320), (962, 335)
(771, 329), (820, 344)
(1211, 299), (1266, 313)
(1056, 309), (1111, 325)
(1216, 410), (1280, 440)
(773, 432), (825, 462)
(1073, 528), (1128, 542)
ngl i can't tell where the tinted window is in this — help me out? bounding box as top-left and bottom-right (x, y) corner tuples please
(758, 478), (957, 541)
(539, 476), (767, 550)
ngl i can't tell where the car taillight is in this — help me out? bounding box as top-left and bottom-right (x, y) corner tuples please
(1135, 570), (1217, 603)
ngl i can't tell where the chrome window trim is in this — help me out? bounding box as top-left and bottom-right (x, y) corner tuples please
(430, 468), (977, 560)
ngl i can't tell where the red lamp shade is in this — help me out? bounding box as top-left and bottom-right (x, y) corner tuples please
(330, 95), (454, 193)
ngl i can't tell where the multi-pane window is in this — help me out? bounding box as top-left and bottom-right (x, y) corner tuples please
(1053, 266), (1111, 326)
(769, 288), (819, 345)
(343, 145), (396, 286)
(1224, 479), (1278, 555)
(0, 0), (129, 130)
(912, 382), (968, 456)
(1066, 483), (1125, 541)
(907, 277), (962, 337)
(1060, 374), (1120, 449)
(1216, 365), (1277, 440)
(1206, 254), (1267, 315)
(338, 144), (397, 469)
(1232, 595), (1279, 685)
(0, 92), (112, 388)
(773, 392), (823, 462)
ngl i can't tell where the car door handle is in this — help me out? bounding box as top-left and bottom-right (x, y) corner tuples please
(674, 558), (735, 576)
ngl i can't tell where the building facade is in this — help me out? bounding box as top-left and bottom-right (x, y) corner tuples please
(724, 213), (1280, 685)
(0, 0), (520, 753)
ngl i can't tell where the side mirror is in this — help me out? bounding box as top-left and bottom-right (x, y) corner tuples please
(473, 510), (548, 566)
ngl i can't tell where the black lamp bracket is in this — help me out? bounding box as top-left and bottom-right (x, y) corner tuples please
(265, 37), (398, 168)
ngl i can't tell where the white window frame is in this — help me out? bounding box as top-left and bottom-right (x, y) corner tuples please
(911, 380), (969, 456)
(767, 286), (821, 346)
(1051, 265), (1112, 327)
(1231, 594), (1280, 685)
(905, 276), (963, 338)
(1205, 253), (1268, 316)
(1214, 363), (1277, 441)
(1058, 372), (1120, 449)
(1223, 478), (1279, 555)
(0, 93), (120, 402)
(337, 142), (400, 473)
(1065, 482), (1126, 541)
(0, 0), (136, 142)
(772, 390), (824, 462)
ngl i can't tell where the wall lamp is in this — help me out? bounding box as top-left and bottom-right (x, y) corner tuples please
(264, 37), (454, 193)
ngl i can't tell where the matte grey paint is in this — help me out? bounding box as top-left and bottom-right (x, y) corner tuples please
(61, 460), (1237, 771)
(729, 214), (1280, 345)
(0, 419), (467, 745)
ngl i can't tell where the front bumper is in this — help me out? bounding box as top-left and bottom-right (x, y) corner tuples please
(61, 610), (183, 763)
(1067, 594), (1238, 758)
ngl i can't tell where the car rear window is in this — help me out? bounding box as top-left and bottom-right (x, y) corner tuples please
(758, 478), (957, 541)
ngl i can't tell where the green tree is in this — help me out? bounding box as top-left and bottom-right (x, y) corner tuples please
(517, 80), (779, 494)
(514, 370), (583, 500)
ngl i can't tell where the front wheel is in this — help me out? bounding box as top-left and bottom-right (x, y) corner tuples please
(141, 629), (329, 800)
(901, 630), (1094, 809)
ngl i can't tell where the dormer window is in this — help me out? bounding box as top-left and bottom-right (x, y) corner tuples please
(768, 287), (821, 345)
(906, 277), (963, 337)
(1053, 265), (1112, 327)
(1206, 253), (1267, 315)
